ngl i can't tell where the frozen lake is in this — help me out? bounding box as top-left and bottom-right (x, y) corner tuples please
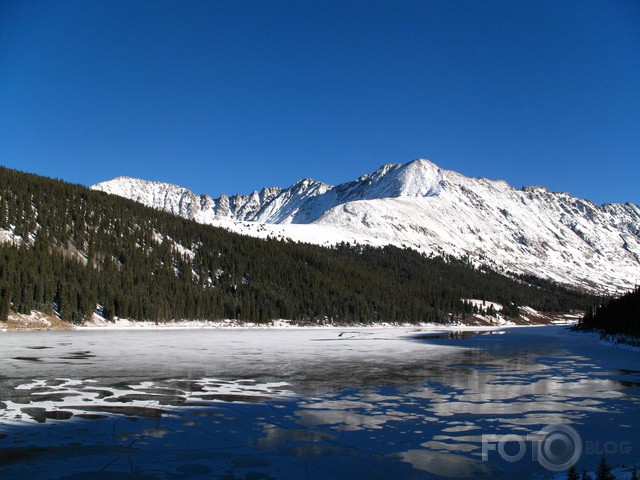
(1, 326), (638, 479)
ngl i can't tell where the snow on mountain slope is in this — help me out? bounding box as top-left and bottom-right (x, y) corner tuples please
(91, 159), (640, 293)
(93, 176), (216, 220)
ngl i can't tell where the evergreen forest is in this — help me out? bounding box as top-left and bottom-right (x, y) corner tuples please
(580, 287), (640, 337)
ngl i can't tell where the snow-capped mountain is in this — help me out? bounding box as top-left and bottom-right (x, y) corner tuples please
(92, 159), (640, 293)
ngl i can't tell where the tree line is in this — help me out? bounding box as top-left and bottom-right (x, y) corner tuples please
(566, 456), (636, 480)
(580, 286), (640, 337)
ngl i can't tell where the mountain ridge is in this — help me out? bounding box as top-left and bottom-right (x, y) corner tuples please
(92, 159), (640, 293)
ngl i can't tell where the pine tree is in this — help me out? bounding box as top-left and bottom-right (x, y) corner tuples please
(502, 301), (521, 318)
(567, 465), (580, 480)
(595, 456), (615, 480)
(0, 285), (9, 321)
(631, 466), (638, 480)
(582, 471), (592, 480)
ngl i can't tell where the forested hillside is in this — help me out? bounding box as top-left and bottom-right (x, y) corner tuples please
(580, 287), (640, 337)
(0, 167), (596, 325)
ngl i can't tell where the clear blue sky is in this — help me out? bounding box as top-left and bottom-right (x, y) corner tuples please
(1, 0), (639, 204)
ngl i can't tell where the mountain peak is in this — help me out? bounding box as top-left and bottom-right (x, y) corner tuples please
(291, 177), (329, 190)
(94, 176), (189, 192)
(353, 158), (444, 199)
(408, 157), (439, 168)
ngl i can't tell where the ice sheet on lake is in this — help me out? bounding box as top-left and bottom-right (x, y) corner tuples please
(1, 326), (639, 479)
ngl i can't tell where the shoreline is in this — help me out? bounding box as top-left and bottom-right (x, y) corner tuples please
(2, 317), (576, 333)
(2, 305), (582, 333)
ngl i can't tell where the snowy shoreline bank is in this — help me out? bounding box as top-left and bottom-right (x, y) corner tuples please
(2, 305), (581, 332)
(1, 315), (574, 333)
